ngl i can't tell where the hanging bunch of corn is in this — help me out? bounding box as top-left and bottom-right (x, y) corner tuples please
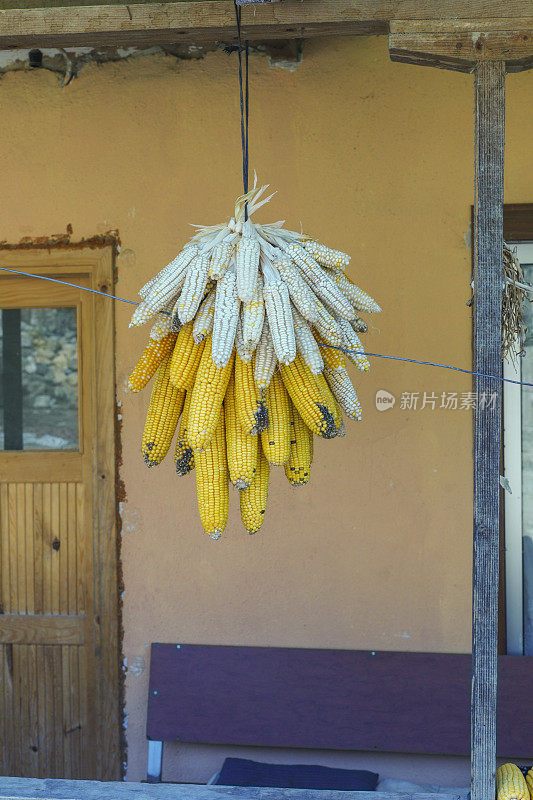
(128, 180), (381, 539)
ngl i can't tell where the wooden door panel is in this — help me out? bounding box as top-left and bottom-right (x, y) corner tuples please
(0, 251), (119, 780)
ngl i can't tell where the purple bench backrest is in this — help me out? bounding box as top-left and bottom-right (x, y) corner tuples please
(147, 644), (533, 757)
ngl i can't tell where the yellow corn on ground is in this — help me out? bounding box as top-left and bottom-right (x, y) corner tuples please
(496, 764), (529, 800)
(142, 354), (185, 466)
(128, 332), (177, 392)
(261, 371), (291, 466)
(195, 413), (229, 539)
(235, 354), (269, 435)
(285, 404), (313, 485)
(280, 354), (337, 439)
(169, 321), (205, 389)
(225, 371), (259, 489)
(174, 389), (195, 476)
(240, 448), (270, 535)
(188, 335), (235, 451)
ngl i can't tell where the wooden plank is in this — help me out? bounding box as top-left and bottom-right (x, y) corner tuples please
(0, 780), (471, 800)
(389, 26), (533, 72)
(471, 60), (505, 800)
(503, 203), (533, 240)
(147, 644), (533, 757)
(0, 614), (85, 645)
(0, 0), (532, 49)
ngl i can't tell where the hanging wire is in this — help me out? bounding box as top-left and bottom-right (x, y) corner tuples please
(234, 0), (249, 217)
(0, 265), (532, 389)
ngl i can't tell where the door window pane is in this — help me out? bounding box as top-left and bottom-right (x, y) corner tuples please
(0, 307), (78, 450)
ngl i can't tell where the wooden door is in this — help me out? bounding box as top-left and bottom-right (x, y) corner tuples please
(0, 248), (120, 780)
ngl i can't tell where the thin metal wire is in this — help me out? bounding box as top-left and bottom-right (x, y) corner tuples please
(1, 264), (532, 388)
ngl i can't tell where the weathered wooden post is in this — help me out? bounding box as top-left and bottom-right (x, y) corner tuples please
(471, 60), (505, 800)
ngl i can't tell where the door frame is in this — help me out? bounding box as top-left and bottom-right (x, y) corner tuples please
(0, 245), (121, 780)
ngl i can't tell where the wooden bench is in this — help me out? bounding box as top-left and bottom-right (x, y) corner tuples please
(146, 644), (533, 783)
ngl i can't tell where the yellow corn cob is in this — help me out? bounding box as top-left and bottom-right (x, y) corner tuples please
(524, 766), (533, 798)
(497, 764), (529, 800)
(142, 354), (185, 466)
(188, 335), (235, 451)
(128, 332), (177, 393)
(317, 334), (346, 371)
(324, 365), (362, 421)
(240, 448), (270, 535)
(235, 354), (269, 434)
(195, 414), (229, 540)
(225, 371), (259, 489)
(174, 389), (195, 475)
(315, 372), (342, 430)
(260, 371), (291, 466)
(169, 322), (206, 390)
(284, 404), (313, 486)
(280, 354), (337, 439)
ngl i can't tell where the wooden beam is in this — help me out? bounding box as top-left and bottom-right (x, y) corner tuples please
(471, 60), (505, 800)
(390, 20), (533, 72)
(0, 1), (533, 49)
(0, 614), (85, 645)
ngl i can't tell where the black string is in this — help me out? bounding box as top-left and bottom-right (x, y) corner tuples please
(234, 1), (249, 218)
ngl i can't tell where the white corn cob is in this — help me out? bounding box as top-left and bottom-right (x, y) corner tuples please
(329, 270), (381, 313)
(312, 298), (345, 348)
(242, 274), (265, 350)
(130, 245), (198, 326)
(337, 317), (370, 372)
(212, 269), (240, 368)
(236, 224), (260, 303)
(236, 313), (254, 363)
(276, 259), (318, 323)
(138, 276), (156, 300)
(292, 307), (323, 374)
(263, 278), (296, 365)
(254, 320), (277, 393)
(169, 293), (183, 333)
(149, 309), (173, 341)
(286, 243), (355, 320)
(303, 240), (350, 270)
(352, 315), (368, 333)
(192, 288), (216, 344)
(324, 365), (362, 420)
(178, 252), (211, 325)
(209, 240), (234, 280)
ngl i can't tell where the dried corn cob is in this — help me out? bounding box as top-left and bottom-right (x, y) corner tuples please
(352, 315), (368, 333)
(138, 276), (156, 300)
(169, 322), (205, 390)
(312, 298), (345, 348)
(236, 224), (260, 302)
(209, 240), (234, 280)
(337, 317), (370, 372)
(174, 390), (195, 475)
(276, 259), (318, 323)
(130, 246), (198, 326)
(240, 449), (270, 535)
(324, 365), (362, 421)
(212, 269), (240, 368)
(280, 355), (337, 439)
(286, 243), (355, 320)
(261, 371), (291, 466)
(188, 336), (235, 451)
(284, 404), (313, 486)
(235, 313), (254, 363)
(128, 332), (177, 393)
(315, 372), (342, 430)
(329, 270), (381, 313)
(254, 320), (277, 394)
(225, 371), (259, 489)
(142, 354), (185, 466)
(263, 278), (296, 365)
(524, 766), (533, 798)
(178, 252), (211, 325)
(496, 764), (529, 800)
(242, 273), (265, 350)
(195, 414), (229, 540)
(292, 308), (323, 375)
(192, 288), (216, 344)
(303, 240), (350, 270)
(235, 354), (269, 434)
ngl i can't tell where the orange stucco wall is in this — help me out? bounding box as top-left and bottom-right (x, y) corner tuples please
(1, 34), (532, 785)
